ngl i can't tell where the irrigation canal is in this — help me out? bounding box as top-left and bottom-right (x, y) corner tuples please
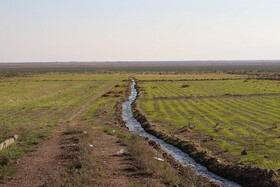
(122, 79), (241, 187)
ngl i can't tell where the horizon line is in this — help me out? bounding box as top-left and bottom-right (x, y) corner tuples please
(1, 59), (280, 63)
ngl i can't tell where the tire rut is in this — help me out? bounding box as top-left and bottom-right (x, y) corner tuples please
(0, 83), (117, 187)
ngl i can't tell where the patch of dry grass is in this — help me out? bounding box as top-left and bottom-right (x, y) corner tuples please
(103, 126), (198, 186)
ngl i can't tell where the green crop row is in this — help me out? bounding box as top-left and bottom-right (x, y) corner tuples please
(135, 72), (247, 80)
(139, 79), (280, 99)
(136, 75), (280, 171)
(0, 73), (126, 146)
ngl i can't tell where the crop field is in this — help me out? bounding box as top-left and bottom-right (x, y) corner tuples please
(135, 72), (247, 81)
(135, 73), (280, 171)
(1, 69), (280, 186)
(0, 72), (127, 160)
(139, 79), (280, 99)
(0, 71), (205, 187)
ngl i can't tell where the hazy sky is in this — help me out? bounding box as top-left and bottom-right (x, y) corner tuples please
(1, 0), (280, 62)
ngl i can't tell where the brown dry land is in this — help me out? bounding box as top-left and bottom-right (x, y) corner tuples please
(1, 120), (166, 187)
(1, 61), (280, 71)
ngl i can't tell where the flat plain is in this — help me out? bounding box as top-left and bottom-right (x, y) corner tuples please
(135, 72), (280, 171)
(0, 72), (204, 187)
(0, 73), (125, 142)
(1, 63), (280, 186)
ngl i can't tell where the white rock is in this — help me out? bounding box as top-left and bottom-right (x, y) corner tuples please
(0, 135), (19, 151)
(114, 149), (129, 156)
(14, 135), (19, 140)
(154, 157), (164, 162)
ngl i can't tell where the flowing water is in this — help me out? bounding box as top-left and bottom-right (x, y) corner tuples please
(122, 79), (241, 187)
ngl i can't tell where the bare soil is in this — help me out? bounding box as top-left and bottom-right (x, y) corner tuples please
(1, 124), (65, 187)
(1, 123), (167, 186)
(88, 126), (165, 187)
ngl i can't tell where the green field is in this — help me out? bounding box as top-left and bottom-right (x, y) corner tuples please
(135, 72), (247, 81)
(0, 72), (204, 186)
(135, 73), (280, 171)
(1, 71), (280, 185)
(139, 79), (280, 99)
(0, 72), (127, 162)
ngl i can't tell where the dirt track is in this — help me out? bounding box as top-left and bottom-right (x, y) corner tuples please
(1, 124), (65, 186)
(0, 84), (167, 187)
(0, 85), (116, 186)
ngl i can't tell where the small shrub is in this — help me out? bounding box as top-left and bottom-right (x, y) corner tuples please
(181, 84), (190, 88)
(271, 122), (278, 129)
(0, 153), (11, 166)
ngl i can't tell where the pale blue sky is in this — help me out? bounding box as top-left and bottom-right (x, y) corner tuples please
(1, 0), (280, 62)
